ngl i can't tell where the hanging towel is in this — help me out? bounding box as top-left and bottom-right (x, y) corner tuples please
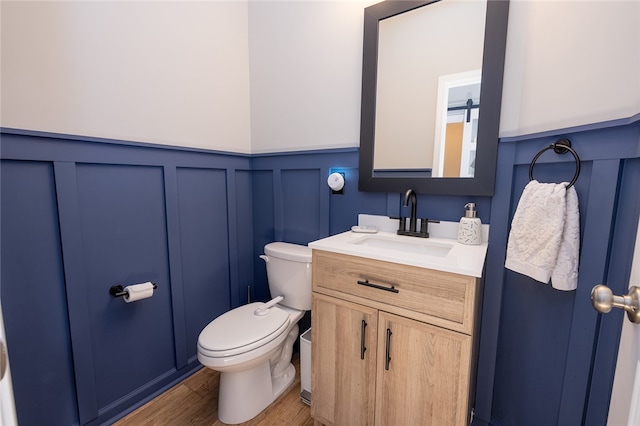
(505, 180), (580, 291)
(550, 186), (580, 290)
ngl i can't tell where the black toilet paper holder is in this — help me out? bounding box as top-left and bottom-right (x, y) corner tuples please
(110, 283), (157, 298)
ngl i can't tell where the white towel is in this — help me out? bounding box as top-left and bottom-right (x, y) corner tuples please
(505, 180), (580, 291)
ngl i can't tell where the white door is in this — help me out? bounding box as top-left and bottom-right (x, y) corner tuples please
(0, 302), (17, 426)
(607, 213), (640, 426)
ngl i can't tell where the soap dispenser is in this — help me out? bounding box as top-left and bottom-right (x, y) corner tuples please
(457, 203), (482, 245)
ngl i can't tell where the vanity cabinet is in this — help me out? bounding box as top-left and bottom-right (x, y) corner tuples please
(312, 295), (378, 425)
(310, 249), (480, 426)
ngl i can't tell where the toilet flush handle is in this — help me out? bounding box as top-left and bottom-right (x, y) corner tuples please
(260, 255), (268, 263)
(254, 295), (284, 316)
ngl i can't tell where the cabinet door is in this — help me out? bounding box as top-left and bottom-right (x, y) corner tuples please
(376, 312), (472, 426)
(311, 294), (378, 426)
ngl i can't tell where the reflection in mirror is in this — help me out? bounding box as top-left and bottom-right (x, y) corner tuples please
(358, 0), (509, 195)
(432, 71), (481, 178)
(373, 0), (486, 178)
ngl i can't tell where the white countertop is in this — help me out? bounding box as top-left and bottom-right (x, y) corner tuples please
(308, 230), (488, 278)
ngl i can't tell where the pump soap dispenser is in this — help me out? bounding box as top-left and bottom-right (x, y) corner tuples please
(457, 203), (482, 245)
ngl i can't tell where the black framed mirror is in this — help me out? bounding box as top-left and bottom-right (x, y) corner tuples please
(358, 0), (509, 195)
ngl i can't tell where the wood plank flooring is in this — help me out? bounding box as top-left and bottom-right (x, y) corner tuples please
(114, 354), (312, 426)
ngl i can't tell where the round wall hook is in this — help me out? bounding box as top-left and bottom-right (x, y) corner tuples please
(552, 138), (572, 154)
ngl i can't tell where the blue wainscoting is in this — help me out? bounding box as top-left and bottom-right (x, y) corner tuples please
(1, 130), (253, 425)
(1, 160), (79, 425)
(76, 163), (175, 412)
(475, 115), (640, 426)
(3, 115), (638, 426)
(175, 167), (231, 363)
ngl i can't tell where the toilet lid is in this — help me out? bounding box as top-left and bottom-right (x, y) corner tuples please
(264, 242), (312, 262)
(198, 302), (290, 356)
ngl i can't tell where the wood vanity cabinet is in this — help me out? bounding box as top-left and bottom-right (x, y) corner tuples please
(310, 250), (481, 426)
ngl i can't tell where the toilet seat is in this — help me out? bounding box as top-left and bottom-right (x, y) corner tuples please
(198, 302), (290, 358)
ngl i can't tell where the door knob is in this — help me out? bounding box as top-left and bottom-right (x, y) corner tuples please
(591, 284), (640, 324)
(0, 339), (6, 380)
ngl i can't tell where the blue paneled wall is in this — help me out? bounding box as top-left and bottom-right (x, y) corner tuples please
(1, 160), (78, 424)
(2, 116), (639, 425)
(1, 130), (253, 424)
(477, 116), (640, 425)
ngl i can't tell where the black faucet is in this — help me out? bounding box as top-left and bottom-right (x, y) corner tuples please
(397, 189), (438, 238)
(404, 189), (418, 232)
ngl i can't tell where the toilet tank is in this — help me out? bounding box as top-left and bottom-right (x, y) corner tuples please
(262, 242), (312, 311)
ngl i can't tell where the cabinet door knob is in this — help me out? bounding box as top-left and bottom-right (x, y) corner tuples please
(385, 328), (392, 370)
(360, 320), (367, 360)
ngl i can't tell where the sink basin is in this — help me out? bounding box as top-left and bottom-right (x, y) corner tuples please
(350, 234), (453, 257)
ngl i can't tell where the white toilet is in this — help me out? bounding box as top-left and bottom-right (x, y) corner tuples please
(197, 242), (312, 424)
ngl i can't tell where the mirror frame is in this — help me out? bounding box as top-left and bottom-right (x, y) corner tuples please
(358, 0), (509, 195)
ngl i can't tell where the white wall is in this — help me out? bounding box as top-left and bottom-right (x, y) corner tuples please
(0, 1), (252, 153)
(499, 0), (640, 137)
(1, 1), (639, 153)
(247, 0), (376, 154)
(248, 0), (640, 152)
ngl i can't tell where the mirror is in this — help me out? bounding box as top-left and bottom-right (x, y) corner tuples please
(358, 0), (509, 195)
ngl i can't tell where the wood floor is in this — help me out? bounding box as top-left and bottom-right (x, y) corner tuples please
(114, 354), (312, 426)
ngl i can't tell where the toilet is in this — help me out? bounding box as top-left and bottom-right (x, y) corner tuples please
(197, 242), (312, 424)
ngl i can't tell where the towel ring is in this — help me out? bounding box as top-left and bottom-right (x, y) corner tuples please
(528, 138), (581, 189)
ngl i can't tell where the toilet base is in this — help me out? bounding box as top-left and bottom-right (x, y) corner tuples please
(218, 324), (299, 424)
(271, 363), (296, 401)
(202, 310), (303, 424)
(217, 361), (296, 424)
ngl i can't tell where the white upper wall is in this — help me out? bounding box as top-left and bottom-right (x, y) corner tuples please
(247, 0), (376, 154)
(1, 1), (639, 153)
(1, 1), (252, 153)
(500, 0), (640, 137)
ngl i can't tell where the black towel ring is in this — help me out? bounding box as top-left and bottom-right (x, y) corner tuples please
(528, 138), (581, 189)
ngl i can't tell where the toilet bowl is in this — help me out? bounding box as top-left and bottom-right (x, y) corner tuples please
(197, 242), (312, 424)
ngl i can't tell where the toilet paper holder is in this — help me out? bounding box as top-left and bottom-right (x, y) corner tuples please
(110, 283), (157, 298)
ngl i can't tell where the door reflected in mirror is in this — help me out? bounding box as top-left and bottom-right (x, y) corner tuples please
(433, 71), (481, 178)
